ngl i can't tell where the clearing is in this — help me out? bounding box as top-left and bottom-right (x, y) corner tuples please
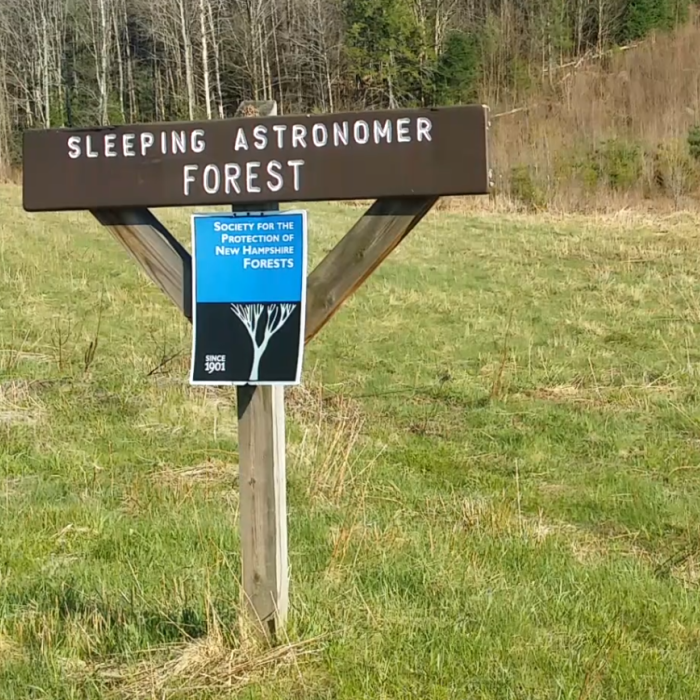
(1, 186), (700, 698)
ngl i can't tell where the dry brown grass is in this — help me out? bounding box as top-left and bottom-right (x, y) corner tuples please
(0, 633), (21, 667)
(95, 622), (323, 700)
(152, 458), (237, 487)
(487, 13), (700, 212)
(287, 380), (383, 508)
(0, 378), (46, 425)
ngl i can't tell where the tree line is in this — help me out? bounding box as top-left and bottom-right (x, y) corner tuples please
(0, 0), (694, 173)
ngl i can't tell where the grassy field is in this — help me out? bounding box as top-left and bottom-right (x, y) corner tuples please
(2, 185), (700, 699)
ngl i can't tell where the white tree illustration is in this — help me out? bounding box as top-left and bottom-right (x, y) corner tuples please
(230, 303), (296, 381)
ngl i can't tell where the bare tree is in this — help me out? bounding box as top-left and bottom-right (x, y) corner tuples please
(223, 0), (278, 101)
(0, 51), (11, 178)
(295, 0), (343, 112)
(83, 0), (113, 125)
(199, 0), (212, 119)
(207, 0), (225, 117)
(231, 303), (296, 381)
(176, 0), (196, 119)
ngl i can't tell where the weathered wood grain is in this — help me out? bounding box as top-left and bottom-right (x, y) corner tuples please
(91, 156), (437, 642)
(236, 384), (288, 638)
(304, 195), (438, 341)
(231, 98), (289, 640)
(92, 208), (192, 320)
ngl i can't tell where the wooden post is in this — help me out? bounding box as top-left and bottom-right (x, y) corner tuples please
(236, 384), (288, 638)
(29, 102), (488, 646)
(90, 143), (440, 643)
(233, 100), (289, 640)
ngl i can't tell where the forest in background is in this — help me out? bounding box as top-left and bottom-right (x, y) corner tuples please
(1, 0), (699, 209)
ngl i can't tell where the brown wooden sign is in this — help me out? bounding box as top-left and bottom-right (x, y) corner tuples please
(19, 97), (493, 641)
(22, 105), (490, 212)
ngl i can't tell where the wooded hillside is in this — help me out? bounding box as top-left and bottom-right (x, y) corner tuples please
(1, 0), (699, 208)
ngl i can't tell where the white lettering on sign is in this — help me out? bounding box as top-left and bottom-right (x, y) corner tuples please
(104, 134), (117, 157)
(234, 128), (248, 151)
(312, 124), (328, 147)
(211, 217), (299, 270)
(253, 125), (268, 150)
(66, 117), (433, 162)
(273, 124), (287, 148)
(203, 164), (220, 194)
(64, 116), (436, 198)
(86, 136), (98, 158)
(213, 238), (298, 275)
(242, 258), (295, 269)
(205, 354), (226, 373)
(354, 120), (370, 145)
(247, 162), (261, 193)
(67, 128), (207, 159)
(183, 160), (304, 197)
(242, 246), (294, 255)
(267, 160), (283, 192)
(373, 120), (392, 143)
(226, 117), (432, 150)
(215, 225), (281, 239)
(397, 118), (411, 142)
(140, 132), (154, 156)
(334, 122), (349, 146)
(122, 134), (135, 156)
(292, 125), (307, 149)
(67, 136), (81, 159)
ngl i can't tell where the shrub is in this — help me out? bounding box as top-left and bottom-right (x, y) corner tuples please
(509, 165), (547, 210)
(433, 31), (480, 105)
(616, 0), (691, 44)
(688, 125), (700, 163)
(651, 140), (700, 201)
(591, 139), (644, 191)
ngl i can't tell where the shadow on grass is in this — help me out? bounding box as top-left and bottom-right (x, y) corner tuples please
(4, 577), (240, 655)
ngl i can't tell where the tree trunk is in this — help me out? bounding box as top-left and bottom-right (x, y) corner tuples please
(124, 5), (137, 121)
(41, 12), (50, 126)
(207, 0), (224, 118)
(113, 1), (126, 122)
(0, 54), (11, 178)
(154, 58), (165, 121)
(199, 0), (212, 119)
(96, 0), (111, 125)
(178, 0), (196, 119)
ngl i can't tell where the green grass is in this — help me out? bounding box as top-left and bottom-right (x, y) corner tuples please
(2, 185), (700, 698)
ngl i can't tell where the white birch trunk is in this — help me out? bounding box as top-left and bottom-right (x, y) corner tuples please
(177, 0), (196, 119)
(0, 55), (11, 178)
(113, 1), (125, 122)
(97, 0), (110, 125)
(123, 0), (136, 121)
(199, 0), (212, 119)
(42, 12), (50, 126)
(208, 0), (224, 118)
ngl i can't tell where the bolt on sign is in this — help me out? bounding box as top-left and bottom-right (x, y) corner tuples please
(190, 210), (307, 386)
(22, 105), (491, 211)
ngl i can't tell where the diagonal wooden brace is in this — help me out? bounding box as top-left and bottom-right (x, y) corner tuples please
(91, 208), (193, 320)
(91, 195), (437, 340)
(304, 196), (438, 341)
(91, 193), (438, 639)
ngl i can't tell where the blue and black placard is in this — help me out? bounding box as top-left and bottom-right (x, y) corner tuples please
(189, 210), (307, 386)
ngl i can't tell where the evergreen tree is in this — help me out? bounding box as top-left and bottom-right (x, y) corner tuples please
(617, 0), (690, 43)
(343, 0), (422, 107)
(432, 31), (480, 106)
